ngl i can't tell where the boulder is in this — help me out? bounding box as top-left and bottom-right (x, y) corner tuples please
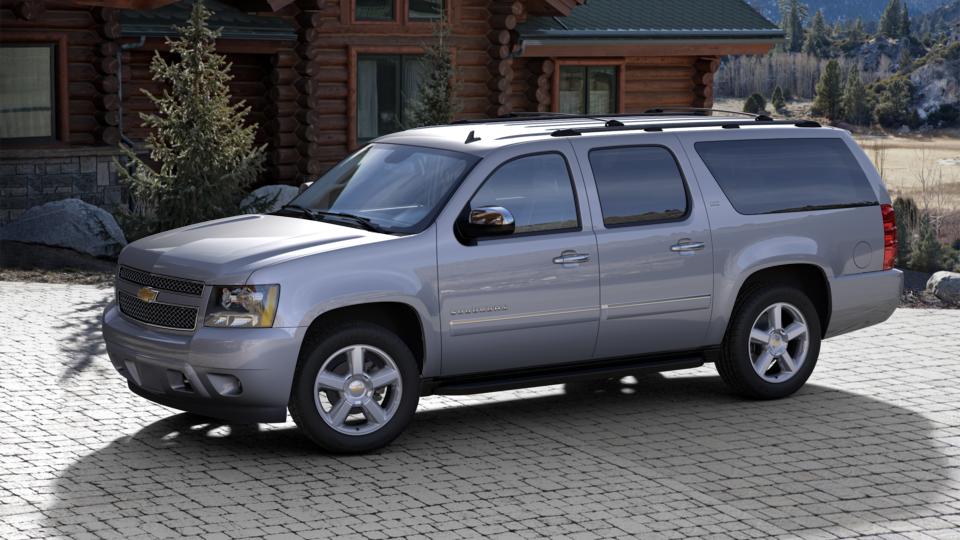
(240, 184), (299, 214)
(0, 198), (127, 258)
(926, 271), (960, 304)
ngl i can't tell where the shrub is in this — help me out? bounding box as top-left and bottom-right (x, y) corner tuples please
(771, 86), (786, 112)
(872, 77), (916, 128)
(116, 1), (265, 236)
(743, 93), (767, 114)
(909, 212), (944, 272)
(893, 197), (919, 266)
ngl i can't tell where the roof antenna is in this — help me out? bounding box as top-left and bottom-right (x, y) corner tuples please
(464, 130), (481, 144)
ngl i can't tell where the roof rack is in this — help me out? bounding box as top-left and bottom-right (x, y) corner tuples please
(548, 118), (821, 138)
(643, 106), (774, 122)
(452, 111), (626, 127)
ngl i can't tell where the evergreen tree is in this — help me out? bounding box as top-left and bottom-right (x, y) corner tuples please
(812, 59), (843, 120)
(898, 47), (914, 72)
(899, 1), (911, 38)
(803, 9), (831, 58)
(743, 93), (767, 114)
(408, 12), (460, 128)
(118, 1), (265, 234)
(771, 85), (786, 112)
(879, 0), (903, 39)
(778, 0), (807, 52)
(850, 17), (865, 43)
(893, 197), (919, 266)
(874, 78), (915, 127)
(910, 212), (943, 272)
(842, 67), (870, 125)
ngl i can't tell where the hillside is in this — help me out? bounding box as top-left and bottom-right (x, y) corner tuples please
(746, 0), (949, 22)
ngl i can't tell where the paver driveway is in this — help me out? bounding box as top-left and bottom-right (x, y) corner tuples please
(1, 281), (959, 539)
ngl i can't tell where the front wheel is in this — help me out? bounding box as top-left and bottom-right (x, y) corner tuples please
(717, 285), (821, 399)
(289, 323), (420, 453)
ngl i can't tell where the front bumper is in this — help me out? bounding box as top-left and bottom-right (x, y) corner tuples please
(102, 302), (306, 423)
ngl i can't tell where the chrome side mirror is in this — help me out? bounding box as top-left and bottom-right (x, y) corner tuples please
(461, 206), (515, 238)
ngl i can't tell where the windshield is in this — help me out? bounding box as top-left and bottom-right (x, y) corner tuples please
(287, 143), (479, 234)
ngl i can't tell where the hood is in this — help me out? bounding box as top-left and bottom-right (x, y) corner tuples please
(119, 214), (393, 283)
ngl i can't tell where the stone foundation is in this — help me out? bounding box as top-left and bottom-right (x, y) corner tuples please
(0, 147), (127, 225)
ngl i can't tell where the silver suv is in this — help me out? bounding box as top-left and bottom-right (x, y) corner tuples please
(102, 113), (903, 453)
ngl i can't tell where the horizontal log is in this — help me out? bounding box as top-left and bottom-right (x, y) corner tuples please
(99, 126), (120, 146)
(268, 85), (299, 102)
(488, 59), (512, 78)
(14, 0), (46, 21)
(68, 63), (98, 83)
(271, 50), (298, 67)
(99, 40), (119, 57)
(273, 164), (299, 183)
(270, 68), (298, 85)
(96, 94), (119, 111)
(270, 148), (299, 165)
(264, 100), (298, 117)
(487, 44), (510, 60)
(487, 29), (511, 45)
(487, 104), (511, 118)
(271, 132), (298, 148)
(295, 94), (346, 113)
(489, 13), (516, 31)
(486, 77), (510, 93)
(295, 111), (347, 129)
(490, 1), (524, 16)
(2, 8), (94, 29)
(98, 110), (120, 127)
(99, 19), (120, 40)
(98, 56), (119, 75)
(269, 116), (298, 133)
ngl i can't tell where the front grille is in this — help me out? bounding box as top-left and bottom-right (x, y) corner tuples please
(119, 266), (204, 297)
(118, 291), (198, 330)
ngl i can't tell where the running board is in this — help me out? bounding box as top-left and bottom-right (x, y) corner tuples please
(422, 350), (714, 396)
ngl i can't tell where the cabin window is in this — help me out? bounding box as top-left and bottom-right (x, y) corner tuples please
(356, 54), (423, 142)
(356, 0), (395, 21)
(0, 44), (56, 141)
(558, 66), (618, 115)
(408, 0), (443, 20)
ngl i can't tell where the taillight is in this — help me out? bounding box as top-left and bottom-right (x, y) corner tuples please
(881, 203), (897, 270)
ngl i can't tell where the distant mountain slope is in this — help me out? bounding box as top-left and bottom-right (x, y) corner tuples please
(745, 0), (949, 22)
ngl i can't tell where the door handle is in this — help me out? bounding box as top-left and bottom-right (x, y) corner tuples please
(670, 240), (706, 253)
(553, 252), (590, 265)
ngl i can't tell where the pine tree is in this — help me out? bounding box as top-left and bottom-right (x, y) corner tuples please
(898, 47), (913, 72)
(778, 0), (807, 52)
(118, 1), (265, 234)
(803, 9), (831, 57)
(408, 12), (460, 127)
(842, 67), (870, 125)
(850, 17), (865, 43)
(899, 1), (911, 38)
(743, 93), (767, 114)
(771, 86), (786, 111)
(893, 197), (919, 266)
(910, 212), (943, 272)
(879, 0), (903, 39)
(874, 77), (915, 127)
(812, 59), (843, 120)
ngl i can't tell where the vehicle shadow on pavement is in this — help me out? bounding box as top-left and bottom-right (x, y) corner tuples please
(41, 373), (953, 536)
(55, 297), (112, 381)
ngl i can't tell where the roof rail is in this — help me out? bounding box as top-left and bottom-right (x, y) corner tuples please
(452, 111), (625, 127)
(548, 119), (821, 138)
(643, 106), (774, 122)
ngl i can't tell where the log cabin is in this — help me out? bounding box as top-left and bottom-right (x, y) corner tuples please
(0, 0), (783, 224)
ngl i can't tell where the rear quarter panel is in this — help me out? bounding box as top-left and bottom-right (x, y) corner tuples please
(674, 128), (893, 344)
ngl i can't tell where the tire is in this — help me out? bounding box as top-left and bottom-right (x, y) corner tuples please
(717, 284), (821, 400)
(289, 322), (420, 453)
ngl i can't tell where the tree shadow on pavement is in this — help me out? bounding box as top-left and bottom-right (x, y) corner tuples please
(41, 373), (956, 536)
(55, 297), (112, 381)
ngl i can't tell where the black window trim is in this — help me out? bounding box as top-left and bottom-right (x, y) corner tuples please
(462, 150), (584, 244)
(694, 137), (880, 217)
(356, 53), (423, 145)
(587, 144), (693, 229)
(559, 65), (620, 116)
(0, 42), (57, 144)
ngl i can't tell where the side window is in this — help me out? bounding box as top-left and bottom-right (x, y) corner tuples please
(589, 146), (689, 227)
(695, 138), (878, 215)
(469, 153), (579, 235)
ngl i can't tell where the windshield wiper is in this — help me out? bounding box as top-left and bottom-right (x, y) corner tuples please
(768, 201), (877, 214)
(276, 204), (385, 233)
(310, 211), (384, 233)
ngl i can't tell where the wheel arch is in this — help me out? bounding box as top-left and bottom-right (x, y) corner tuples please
(726, 263), (832, 339)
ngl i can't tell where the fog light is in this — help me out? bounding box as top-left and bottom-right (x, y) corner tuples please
(208, 373), (242, 396)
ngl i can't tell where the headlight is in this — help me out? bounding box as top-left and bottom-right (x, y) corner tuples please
(204, 285), (280, 328)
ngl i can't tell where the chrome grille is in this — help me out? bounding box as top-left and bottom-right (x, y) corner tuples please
(118, 266), (204, 297)
(118, 291), (198, 330)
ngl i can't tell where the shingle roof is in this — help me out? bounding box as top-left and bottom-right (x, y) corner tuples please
(121, 0), (296, 41)
(519, 0), (784, 41)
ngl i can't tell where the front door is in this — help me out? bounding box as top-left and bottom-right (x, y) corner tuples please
(571, 137), (715, 359)
(437, 148), (600, 376)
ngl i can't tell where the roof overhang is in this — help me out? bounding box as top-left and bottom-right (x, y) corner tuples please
(518, 37), (781, 57)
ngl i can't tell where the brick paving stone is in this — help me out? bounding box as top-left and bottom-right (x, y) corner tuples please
(1, 281), (960, 538)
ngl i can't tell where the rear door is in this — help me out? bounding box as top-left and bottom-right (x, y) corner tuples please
(435, 143), (600, 376)
(570, 135), (715, 359)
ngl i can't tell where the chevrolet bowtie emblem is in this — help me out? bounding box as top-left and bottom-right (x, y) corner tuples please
(137, 287), (159, 303)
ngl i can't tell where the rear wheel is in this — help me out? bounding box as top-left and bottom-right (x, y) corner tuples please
(718, 285), (821, 399)
(289, 323), (419, 453)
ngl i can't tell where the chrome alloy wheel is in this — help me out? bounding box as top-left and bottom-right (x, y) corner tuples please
(313, 344), (402, 435)
(748, 302), (810, 383)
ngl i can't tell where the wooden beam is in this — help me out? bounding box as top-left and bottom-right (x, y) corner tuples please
(69, 0), (178, 9)
(521, 42), (776, 58)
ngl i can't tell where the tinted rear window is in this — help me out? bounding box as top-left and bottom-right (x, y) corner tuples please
(589, 146), (689, 227)
(695, 138), (878, 215)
